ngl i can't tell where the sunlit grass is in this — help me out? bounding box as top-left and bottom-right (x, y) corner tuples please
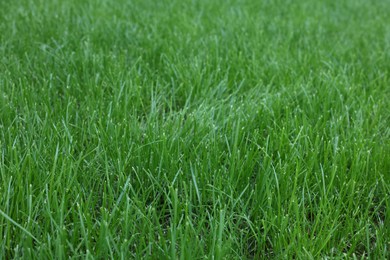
(0, 0), (389, 258)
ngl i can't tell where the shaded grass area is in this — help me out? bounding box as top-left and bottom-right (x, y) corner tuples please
(0, 0), (389, 258)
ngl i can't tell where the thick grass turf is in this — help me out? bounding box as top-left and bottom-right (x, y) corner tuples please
(0, 0), (389, 258)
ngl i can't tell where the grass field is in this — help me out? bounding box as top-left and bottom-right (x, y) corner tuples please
(0, 0), (389, 258)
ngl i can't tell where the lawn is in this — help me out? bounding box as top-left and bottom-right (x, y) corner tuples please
(0, 0), (389, 258)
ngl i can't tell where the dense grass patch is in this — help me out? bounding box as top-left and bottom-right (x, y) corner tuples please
(0, 0), (389, 258)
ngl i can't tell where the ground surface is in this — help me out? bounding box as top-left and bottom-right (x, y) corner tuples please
(0, 0), (389, 258)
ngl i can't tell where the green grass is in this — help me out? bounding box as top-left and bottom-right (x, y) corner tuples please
(0, 0), (389, 258)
